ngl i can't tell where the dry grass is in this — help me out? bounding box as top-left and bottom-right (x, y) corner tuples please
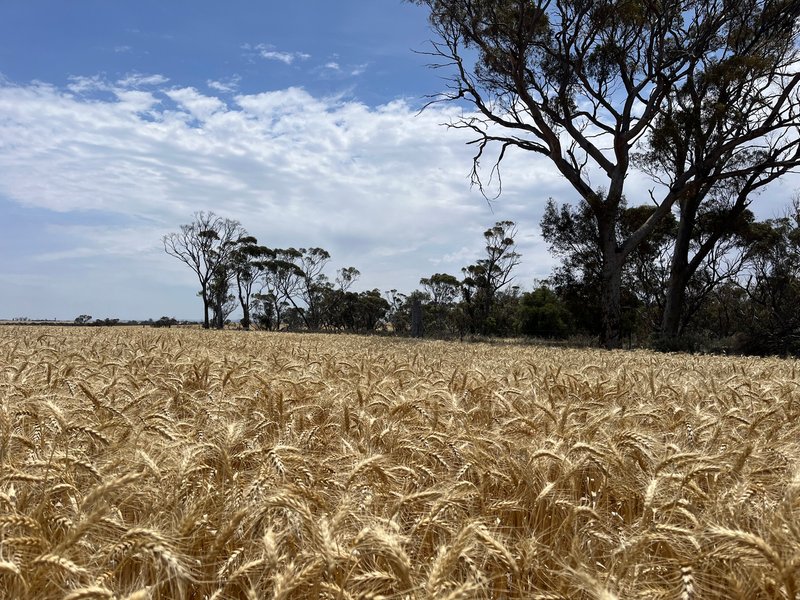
(1, 326), (799, 599)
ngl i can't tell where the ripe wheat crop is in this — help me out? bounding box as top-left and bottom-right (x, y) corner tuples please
(1, 326), (799, 599)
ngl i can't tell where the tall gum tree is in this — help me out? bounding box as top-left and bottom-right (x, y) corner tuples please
(163, 212), (244, 329)
(410, 0), (800, 348)
(227, 235), (270, 331)
(461, 220), (521, 334)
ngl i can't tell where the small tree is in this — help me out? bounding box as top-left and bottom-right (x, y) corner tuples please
(208, 262), (237, 329)
(153, 316), (178, 328)
(420, 273), (461, 305)
(258, 248), (305, 330)
(74, 315), (92, 325)
(461, 221), (520, 334)
(356, 290), (391, 333)
(518, 286), (573, 339)
(419, 273), (462, 335)
(298, 248), (332, 330)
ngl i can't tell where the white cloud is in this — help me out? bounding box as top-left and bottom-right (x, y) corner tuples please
(314, 61), (368, 79)
(165, 87), (226, 121)
(250, 44), (311, 65)
(207, 76), (240, 93)
(437, 246), (479, 265)
(67, 75), (109, 93)
(350, 64), (368, 76)
(117, 73), (169, 87)
(0, 75), (576, 318)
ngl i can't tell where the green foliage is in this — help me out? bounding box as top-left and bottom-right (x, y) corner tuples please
(518, 286), (574, 339)
(737, 210), (800, 355)
(153, 316), (178, 328)
(461, 221), (521, 335)
(411, 0), (800, 348)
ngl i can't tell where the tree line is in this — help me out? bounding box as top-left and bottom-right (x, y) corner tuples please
(538, 195), (800, 355)
(162, 213), (524, 337)
(163, 202), (800, 355)
(162, 0), (800, 355)
(162, 212), (389, 333)
(392, 199), (800, 356)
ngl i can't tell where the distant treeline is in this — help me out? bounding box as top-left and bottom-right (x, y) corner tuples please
(161, 203), (800, 357)
(161, 213), (523, 337)
(2, 317), (194, 328)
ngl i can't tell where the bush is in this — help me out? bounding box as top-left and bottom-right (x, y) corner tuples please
(153, 317), (178, 328)
(518, 287), (574, 339)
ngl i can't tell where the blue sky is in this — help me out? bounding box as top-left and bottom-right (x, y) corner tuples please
(0, 2), (796, 321)
(0, 2), (439, 103)
(1, 0), (558, 321)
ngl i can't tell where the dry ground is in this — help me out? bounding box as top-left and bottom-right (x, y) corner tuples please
(1, 326), (800, 599)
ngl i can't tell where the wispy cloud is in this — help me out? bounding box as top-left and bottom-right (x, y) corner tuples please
(117, 73), (170, 87)
(67, 75), (109, 94)
(207, 76), (240, 93)
(245, 43), (311, 65)
(350, 64), (368, 76)
(261, 50), (310, 64)
(314, 60), (369, 79)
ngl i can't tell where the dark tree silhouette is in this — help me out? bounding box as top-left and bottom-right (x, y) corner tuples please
(227, 236), (270, 330)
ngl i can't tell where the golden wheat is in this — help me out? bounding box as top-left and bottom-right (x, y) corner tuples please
(0, 325), (799, 598)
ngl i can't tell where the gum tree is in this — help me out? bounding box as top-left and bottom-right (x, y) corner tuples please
(410, 0), (800, 347)
(461, 220), (521, 334)
(163, 212), (244, 329)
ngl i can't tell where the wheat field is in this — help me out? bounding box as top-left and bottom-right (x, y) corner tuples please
(1, 326), (799, 599)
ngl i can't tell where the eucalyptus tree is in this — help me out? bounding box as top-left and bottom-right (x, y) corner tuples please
(258, 248), (305, 330)
(461, 220), (520, 334)
(297, 247), (332, 329)
(411, 0), (800, 347)
(163, 212), (244, 328)
(208, 262), (237, 329)
(541, 198), (755, 338)
(420, 273), (461, 305)
(227, 236), (270, 330)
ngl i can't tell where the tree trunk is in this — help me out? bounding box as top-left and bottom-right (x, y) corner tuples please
(242, 303), (251, 330)
(599, 254), (623, 349)
(661, 202), (697, 339)
(661, 268), (689, 339)
(597, 211), (624, 349)
(237, 282), (250, 331)
(202, 289), (210, 329)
